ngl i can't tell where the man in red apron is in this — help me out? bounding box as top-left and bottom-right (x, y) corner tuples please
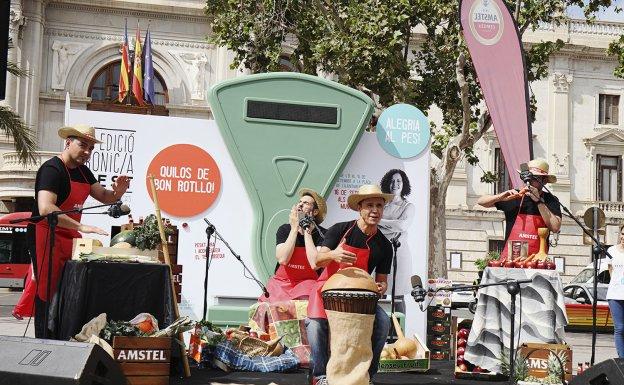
(259, 188), (326, 302)
(306, 184), (393, 385)
(28, 124), (130, 338)
(477, 158), (562, 261)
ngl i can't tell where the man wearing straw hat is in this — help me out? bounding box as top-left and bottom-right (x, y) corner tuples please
(306, 184), (393, 385)
(27, 124), (130, 337)
(477, 158), (562, 261)
(259, 188), (327, 302)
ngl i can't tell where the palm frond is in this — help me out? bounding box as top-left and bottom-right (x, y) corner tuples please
(7, 61), (30, 78)
(0, 106), (37, 165)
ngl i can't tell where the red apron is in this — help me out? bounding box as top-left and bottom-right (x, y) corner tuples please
(35, 158), (91, 301)
(259, 246), (319, 302)
(13, 264), (35, 317)
(307, 222), (374, 319)
(501, 197), (547, 261)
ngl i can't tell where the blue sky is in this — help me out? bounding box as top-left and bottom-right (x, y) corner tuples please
(567, 1), (624, 22)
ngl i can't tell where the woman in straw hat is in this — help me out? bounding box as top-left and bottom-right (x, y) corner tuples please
(306, 184), (393, 385)
(477, 158), (562, 261)
(259, 188), (327, 302)
(23, 124), (130, 337)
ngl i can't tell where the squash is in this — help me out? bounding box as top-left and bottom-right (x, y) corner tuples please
(110, 230), (136, 247)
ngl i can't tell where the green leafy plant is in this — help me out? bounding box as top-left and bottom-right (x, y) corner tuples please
(500, 348), (529, 382)
(474, 251), (501, 271)
(99, 320), (145, 343)
(133, 214), (174, 250)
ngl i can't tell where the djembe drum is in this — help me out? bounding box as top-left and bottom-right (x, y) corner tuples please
(321, 267), (381, 385)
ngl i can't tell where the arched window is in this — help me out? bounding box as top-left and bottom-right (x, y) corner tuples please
(87, 60), (169, 115)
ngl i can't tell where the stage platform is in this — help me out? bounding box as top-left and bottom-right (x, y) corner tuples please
(171, 361), (507, 385)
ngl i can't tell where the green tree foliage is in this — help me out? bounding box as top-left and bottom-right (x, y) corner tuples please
(207, 0), (612, 277)
(3, 51), (36, 164)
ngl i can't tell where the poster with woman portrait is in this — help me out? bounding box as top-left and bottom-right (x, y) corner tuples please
(324, 131), (430, 337)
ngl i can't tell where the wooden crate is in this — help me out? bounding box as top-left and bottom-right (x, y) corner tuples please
(519, 343), (573, 382)
(72, 238), (159, 261)
(378, 334), (430, 373)
(113, 336), (171, 385)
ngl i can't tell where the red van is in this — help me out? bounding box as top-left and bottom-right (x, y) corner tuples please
(0, 212), (31, 288)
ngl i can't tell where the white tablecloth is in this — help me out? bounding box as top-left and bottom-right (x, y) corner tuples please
(463, 267), (568, 373)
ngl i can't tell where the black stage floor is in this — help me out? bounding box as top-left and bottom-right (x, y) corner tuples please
(170, 361), (507, 385)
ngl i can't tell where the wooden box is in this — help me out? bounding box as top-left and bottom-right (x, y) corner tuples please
(113, 336), (171, 385)
(454, 319), (499, 380)
(519, 343), (573, 382)
(378, 334), (430, 373)
(72, 238), (160, 262)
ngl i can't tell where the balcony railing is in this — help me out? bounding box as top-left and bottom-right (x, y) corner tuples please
(576, 200), (624, 215)
(0, 151), (56, 173)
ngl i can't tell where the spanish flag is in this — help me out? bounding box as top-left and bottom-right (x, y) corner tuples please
(118, 19), (130, 103)
(132, 23), (145, 106)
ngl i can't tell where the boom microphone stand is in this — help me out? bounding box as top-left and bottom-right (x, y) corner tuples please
(415, 277), (533, 385)
(10, 201), (125, 339)
(203, 218), (269, 298)
(389, 235), (400, 341)
(202, 223), (215, 321)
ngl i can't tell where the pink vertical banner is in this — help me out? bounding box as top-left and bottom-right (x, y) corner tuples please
(460, 0), (532, 188)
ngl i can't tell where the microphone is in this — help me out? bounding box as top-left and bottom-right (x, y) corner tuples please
(204, 218), (216, 236)
(410, 275), (427, 303)
(298, 212), (315, 231)
(518, 162), (532, 188)
(107, 202), (131, 218)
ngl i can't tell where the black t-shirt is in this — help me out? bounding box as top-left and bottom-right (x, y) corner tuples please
(495, 191), (562, 242)
(31, 156), (97, 218)
(276, 223), (325, 247)
(321, 220), (392, 275)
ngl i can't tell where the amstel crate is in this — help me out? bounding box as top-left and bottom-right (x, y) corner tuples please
(113, 336), (171, 385)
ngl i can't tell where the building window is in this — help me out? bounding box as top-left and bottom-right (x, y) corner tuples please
(494, 148), (512, 194)
(597, 154), (622, 201)
(447, 252), (462, 270)
(87, 60), (169, 115)
(488, 239), (505, 254)
(599, 94), (619, 125)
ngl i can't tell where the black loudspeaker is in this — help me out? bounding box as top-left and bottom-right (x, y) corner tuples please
(570, 358), (624, 385)
(0, 335), (127, 385)
(0, 1), (8, 100)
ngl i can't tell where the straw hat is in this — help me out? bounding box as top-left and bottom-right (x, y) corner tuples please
(347, 184), (394, 211)
(58, 124), (102, 143)
(520, 158), (557, 184)
(299, 188), (327, 223)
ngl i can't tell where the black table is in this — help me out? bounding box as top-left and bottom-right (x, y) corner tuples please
(52, 260), (176, 340)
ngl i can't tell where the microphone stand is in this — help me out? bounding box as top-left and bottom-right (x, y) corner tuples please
(203, 219), (269, 298)
(527, 175), (611, 365)
(389, 234), (400, 342)
(10, 201), (123, 339)
(420, 278), (533, 385)
(202, 224), (215, 321)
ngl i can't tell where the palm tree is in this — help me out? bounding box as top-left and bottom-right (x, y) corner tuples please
(1, 56), (37, 164)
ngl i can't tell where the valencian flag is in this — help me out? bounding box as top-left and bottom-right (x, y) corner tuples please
(143, 27), (155, 104)
(460, 0), (532, 188)
(132, 23), (145, 106)
(118, 19), (130, 103)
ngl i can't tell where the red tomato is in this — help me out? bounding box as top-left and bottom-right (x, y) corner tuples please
(456, 354), (465, 365)
(457, 338), (467, 348)
(456, 347), (465, 356)
(536, 261), (546, 269)
(458, 363), (468, 372)
(504, 260), (515, 268)
(458, 328), (469, 339)
(473, 366), (483, 373)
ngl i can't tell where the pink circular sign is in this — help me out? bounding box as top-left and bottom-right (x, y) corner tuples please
(469, 0), (504, 46)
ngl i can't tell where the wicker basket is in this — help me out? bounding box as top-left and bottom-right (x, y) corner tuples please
(228, 329), (283, 357)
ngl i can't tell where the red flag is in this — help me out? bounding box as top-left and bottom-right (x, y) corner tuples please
(118, 19), (130, 103)
(460, 0), (532, 188)
(132, 24), (145, 106)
